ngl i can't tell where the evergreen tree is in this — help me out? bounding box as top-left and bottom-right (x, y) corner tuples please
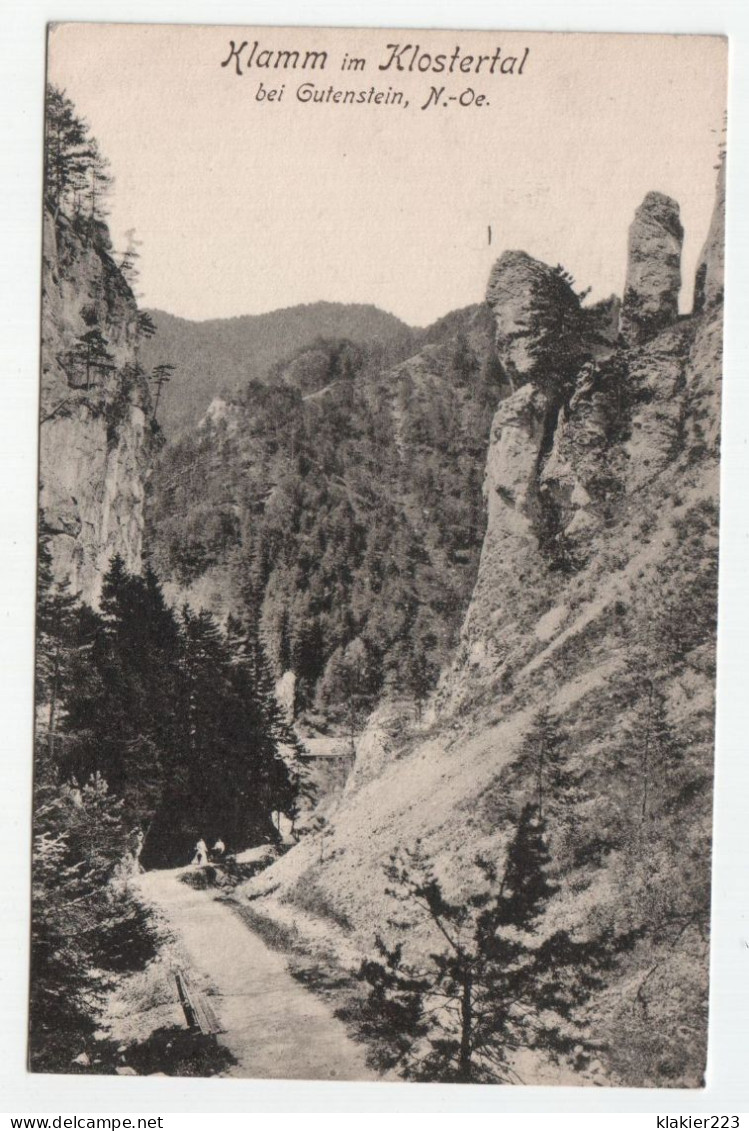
(63, 556), (181, 829)
(36, 517), (84, 764)
(66, 329), (116, 390)
(43, 86), (89, 219)
(143, 600), (298, 864)
(30, 765), (156, 1070)
(316, 636), (375, 747)
(525, 266), (590, 401)
(83, 136), (114, 231)
(137, 311), (157, 341)
(43, 85), (113, 231)
(521, 707), (581, 822)
(32, 547), (158, 1070)
(151, 363), (175, 421)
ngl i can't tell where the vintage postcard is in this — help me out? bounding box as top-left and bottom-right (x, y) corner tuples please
(32, 23), (726, 1086)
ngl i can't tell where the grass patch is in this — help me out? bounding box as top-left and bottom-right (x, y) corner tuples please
(284, 877), (354, 933)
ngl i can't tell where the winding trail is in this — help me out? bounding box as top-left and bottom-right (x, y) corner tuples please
(136, 869), (374, 1081)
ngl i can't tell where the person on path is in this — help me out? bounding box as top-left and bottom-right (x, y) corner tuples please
(213, 838), (225, 857)
(192, 838), (208, 866)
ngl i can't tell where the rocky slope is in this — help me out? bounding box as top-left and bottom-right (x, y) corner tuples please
(240, 166), (724, 1087)
(39, 209), (155, 605)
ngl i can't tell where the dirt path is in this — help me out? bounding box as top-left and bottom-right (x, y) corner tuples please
(136, 869), (375, 1081)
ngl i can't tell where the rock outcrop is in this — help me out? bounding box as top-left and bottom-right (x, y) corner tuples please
(619, 191), (684, 344)
(39, 209), (154, 605)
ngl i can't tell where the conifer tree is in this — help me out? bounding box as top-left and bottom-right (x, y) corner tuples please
(44, 85), (114, 231)
(525, 265), (590, 401)
(521, 707), (581, 822)
(32, 546), (159, 1070)
(83, 136), (114, 232)
(67, 328), (116, 390)
(63, 555), (181, 826)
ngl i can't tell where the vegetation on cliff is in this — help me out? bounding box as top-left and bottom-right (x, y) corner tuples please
(357, 811), (634, 1083)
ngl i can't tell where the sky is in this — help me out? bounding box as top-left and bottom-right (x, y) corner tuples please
(48, 24), (727, 327)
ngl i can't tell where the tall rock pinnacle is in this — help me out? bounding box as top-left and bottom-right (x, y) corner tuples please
(693, 154), (726, 314)
(619, 191), (683, 345)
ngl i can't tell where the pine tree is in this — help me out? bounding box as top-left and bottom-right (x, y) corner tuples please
(43, 86), (89, 219)
(30, 767), (151, 1070)
(521, 707), (581, 822)
(83, 137), (114, 233)
(359, 805), (629, 1082)
(66, 328), (116, 390)
(137, 311), (157, 341)
(525, 265), (590, 402)
(142, 602), (298, 864)
(44, 85), (114, 232)
(64, 556), (181, 828)
(612, 643), (682, 830)
(32, 547), (158, 1069)
(316, 636), (375, 747)
(151, 363), (175, 421)
(36, 517), (84, 765)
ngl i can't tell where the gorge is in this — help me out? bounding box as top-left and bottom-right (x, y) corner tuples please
(35, 88), (724, 1084)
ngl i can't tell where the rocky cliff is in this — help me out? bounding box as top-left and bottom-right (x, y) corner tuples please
(243, 165), (724, 1088)
(39, 209), (155, 605)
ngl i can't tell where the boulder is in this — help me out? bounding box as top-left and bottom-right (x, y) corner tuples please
(620, 192), (683, 344)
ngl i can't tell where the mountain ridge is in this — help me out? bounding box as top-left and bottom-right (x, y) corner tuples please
(140, 301), (418, 436)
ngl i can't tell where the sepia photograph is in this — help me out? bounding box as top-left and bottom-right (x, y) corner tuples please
(30, 21), (726, 1088)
